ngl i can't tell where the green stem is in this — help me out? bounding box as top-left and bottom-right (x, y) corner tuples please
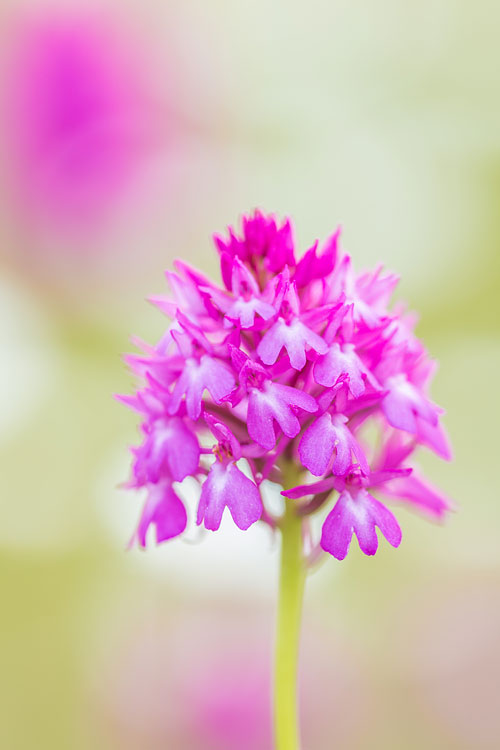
(274, 468), (306, 750)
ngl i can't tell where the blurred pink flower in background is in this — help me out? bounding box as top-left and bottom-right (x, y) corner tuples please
(0, 5), (167, 246)
(408, 580), (500, 748)
(90, 604), (365, 750)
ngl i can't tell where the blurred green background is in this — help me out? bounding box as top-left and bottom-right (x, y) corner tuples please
(1, 1), (499, 748)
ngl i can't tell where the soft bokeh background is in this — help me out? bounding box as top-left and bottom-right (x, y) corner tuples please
(1, 1), (499, 748)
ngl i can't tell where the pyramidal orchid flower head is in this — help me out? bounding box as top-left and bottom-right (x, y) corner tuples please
(120, 209), (452, 558)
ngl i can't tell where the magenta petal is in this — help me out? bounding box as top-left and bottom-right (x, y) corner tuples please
(314, 343), (365, 397)
(381, 388), (417, 433)
(164, 419), (200, 481)
(169, 365), (202, 419)
(347, 430), (370, 476)
(247, 382), (317, 450)
(382, 376), (439, 434)
(380, 474), (452, 520)
(200, 355), (236, 402)
(331, 436), (351, 475)
(247, 390), (278, 451)
(299, 413), (336, 476)
(257, 319), (327, 370)
(360, 493), (402, 552)
(169, 355), (235, 420)
(320, 494), (355, 561)
(321, 489), (401, 560)
(197, 461), (262, 531)
(416, 417), (453, 460)
(282, 476), (337, 500)
(254, 299), (277, 321)
(299, 413), (368, 478)
(145, 417), (199, 481)
(137, 482), (187, 547)
(224, 463), (263, 530)
(226, 297), (276, 329)
(271, 383), (318, 414)
(131, 417), (200, 485)
(257, 321), (286, 366)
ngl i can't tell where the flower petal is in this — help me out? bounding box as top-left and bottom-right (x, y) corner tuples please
(314, 343), (365, 397)
(321, 489), (401, 560)
(258, 319), (327, 370)
(136, 482), (187, 547)
(257, 320), (286, 366)
(197, 461), (262, 531)
(299, 413), (336, 476)
(299, 413), (367, 477)
(169, 355), (235, 420)
(382, 375), (439, 433)
(380, 474), (453, 520)
(248, 382), (317, 450)
(247, 390), (279, 451)
(164, 419), (200, 481)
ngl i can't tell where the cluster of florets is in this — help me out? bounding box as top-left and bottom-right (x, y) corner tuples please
(120, 211), (451, 560)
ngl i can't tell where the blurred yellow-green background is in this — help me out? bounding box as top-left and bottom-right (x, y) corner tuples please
(1, 1), (499, 748)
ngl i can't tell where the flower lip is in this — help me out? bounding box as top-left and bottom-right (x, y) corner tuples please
(320, 487), (402, 560)
(197, 459), (262, 531)
(134, 481), (188, 548)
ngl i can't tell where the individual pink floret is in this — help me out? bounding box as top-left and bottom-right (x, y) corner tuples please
(132, 416), (200, 484)
(320, 488), (402, 560)
(168, 355), (235, 420)
(247, 381), (318, 451)
(135, 481), (188, 547)
(314, 342), (368, 397)
(197, 461), (262, 531)
(299, 413), (369, 477)
(197, 419), (262, 531)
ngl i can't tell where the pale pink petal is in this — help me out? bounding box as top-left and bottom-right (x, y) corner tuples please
(381, 388), (417, 432)
(163, 418), (200, 481)
(258, 319), (327, 370)
(299, 413), (336, 476)
(257, 321), (286, 366)
(416, 417), (453, 460)
(282, 476), (337, 500)
(314, 343), (365, 397)
(331, 435), (351, 476)
(320, 494), (354, 561)
(248, 382), (317, 450)
(121, 210), (452, 563)
(299, 413), (367, 477)
(226, 297), (275, 328)
(380, 474), (452, 520)
(200, 355), (236, 403)
(321, 489), (401, 560)
(169, 355), (235, 420)
(247, 390), (278, 451)
(134, 416), (200, 483)
(382, 375), (439, 433)
(197, 461), (262, 531)
(271, 383), (317, 414)
(294, 227), (339, 286)
(137, 482), (187, 547)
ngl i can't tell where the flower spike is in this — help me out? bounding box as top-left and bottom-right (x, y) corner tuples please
(120, 209), (451, 557)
